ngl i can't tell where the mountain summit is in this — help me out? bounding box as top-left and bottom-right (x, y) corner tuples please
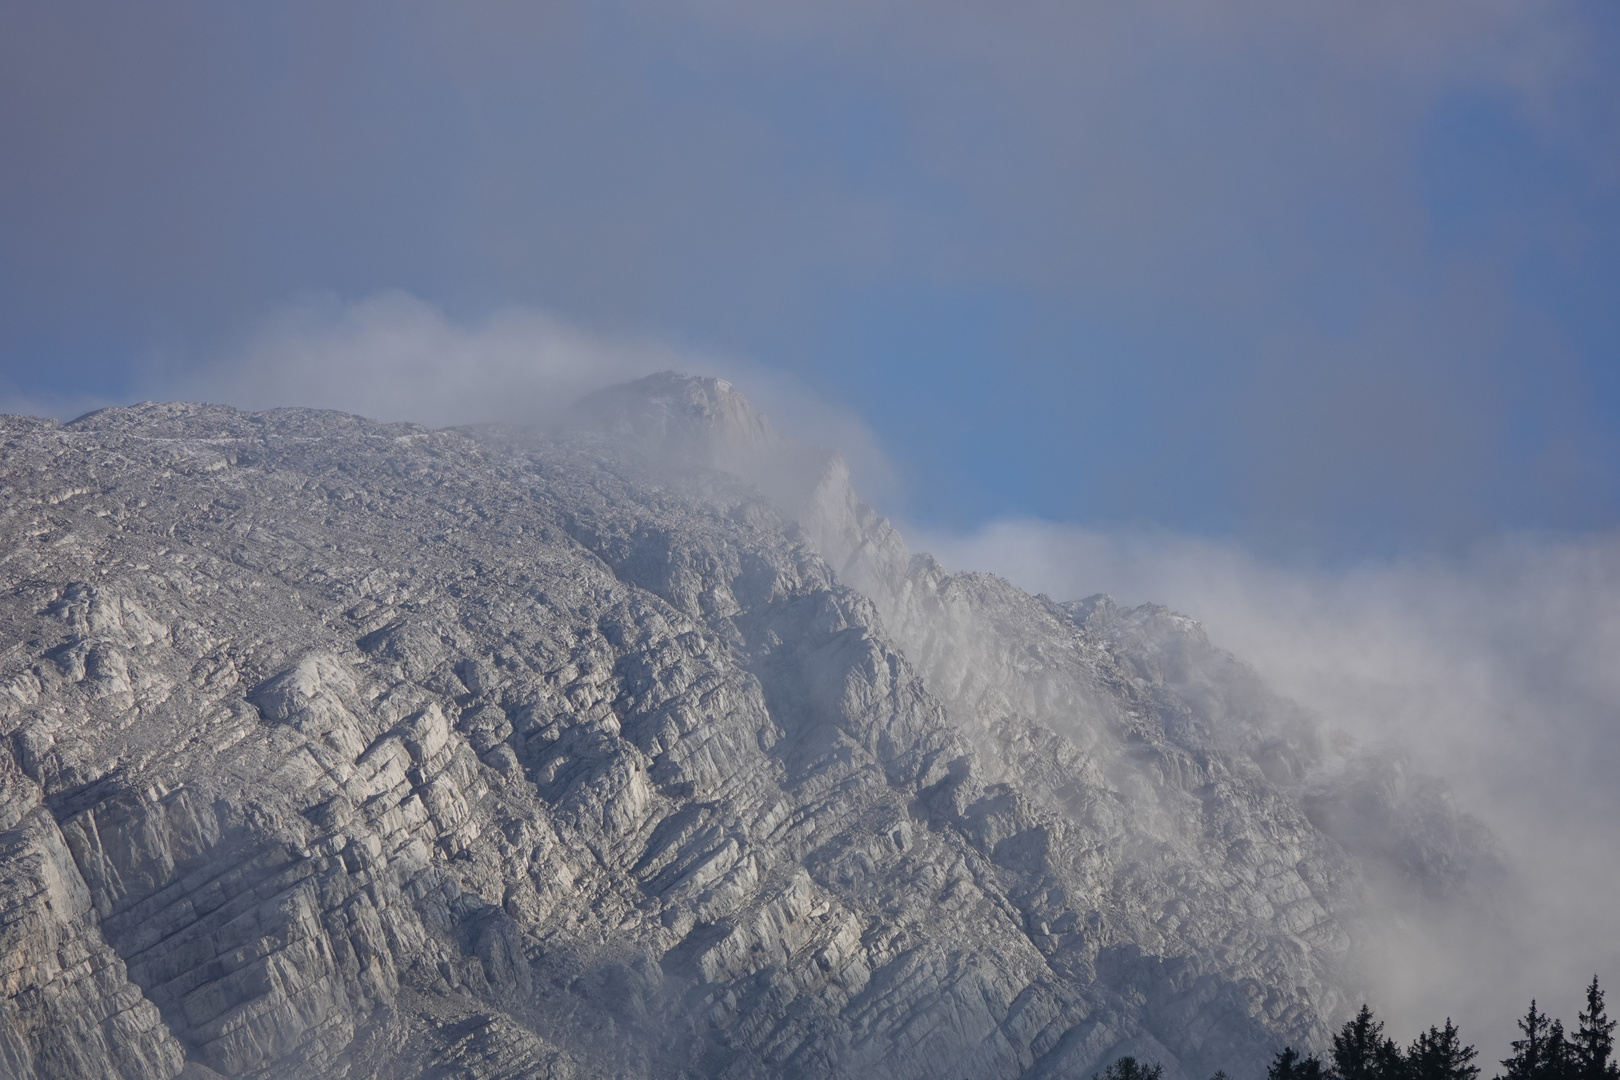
(565, 372), (781, 478)
(0, 377), (1494, 1080)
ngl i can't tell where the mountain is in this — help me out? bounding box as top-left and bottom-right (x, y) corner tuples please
(0, 374), (1497, 1080)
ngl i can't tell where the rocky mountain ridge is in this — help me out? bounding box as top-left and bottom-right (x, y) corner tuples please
(0, 373), (1496, 1080)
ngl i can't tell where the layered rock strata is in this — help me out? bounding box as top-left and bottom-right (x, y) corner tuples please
(0, 375), (1494, 1079)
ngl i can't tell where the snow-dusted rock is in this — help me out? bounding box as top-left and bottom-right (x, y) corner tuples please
(0, 380), (1496, 1079)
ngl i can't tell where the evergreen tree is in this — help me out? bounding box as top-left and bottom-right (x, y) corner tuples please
(1097, 1056), (1165, 1080)
(1574, 977), (1620, 1080)
(1550, 1021), (1575, 1080)
(1502, 1001), (1571, 1080)
(1336, 1005), (1407, 1080)
(1409, 1019), (1479, 1080)
(1382, 1034), (1414, 1080)
(1271, 1046), (1327, 1080)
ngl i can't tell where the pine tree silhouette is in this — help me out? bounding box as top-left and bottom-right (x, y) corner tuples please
(1335, 1005), (1407, 1080)
(1550, 1020), (1575, 1080)
(1574, 977), (1620, 1080)
(1095, 1056), (1165, 1080)
(1383, 1035), (1413, 1080)
(1501, 1001), (1572, 1080)
(1271, 1046), (1328, 1080)
(1112, 977), (1618, 1080)
(1409, 1019), (1480, 1080)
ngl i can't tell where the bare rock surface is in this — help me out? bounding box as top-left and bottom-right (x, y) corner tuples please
(0, 375), (1497, 1079)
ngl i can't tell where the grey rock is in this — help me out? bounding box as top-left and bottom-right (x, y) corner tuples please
(0, 379), (1498, 1079)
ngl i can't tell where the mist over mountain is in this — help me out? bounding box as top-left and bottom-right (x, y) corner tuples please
(0, 374), (1510, 1080)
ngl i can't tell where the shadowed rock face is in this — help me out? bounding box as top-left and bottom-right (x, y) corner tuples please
(0, 376), (1497, 1080)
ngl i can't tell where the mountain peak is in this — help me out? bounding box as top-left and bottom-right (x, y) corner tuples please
(571, 371), (779, 471)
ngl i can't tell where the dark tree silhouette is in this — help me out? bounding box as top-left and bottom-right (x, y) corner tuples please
(1336, 1005), (1408, 1080)
(1551, 1021), (1576, 1080)
(1574, 977), (1620, 1080)
(1157, 976), (1617, 1080)
(1096, 1056), (1165, 1080)
(1501, 1001), (1574, 1080)
(1270, 1046), (1327, 1080)
(1409, 1019), (1480, 1080)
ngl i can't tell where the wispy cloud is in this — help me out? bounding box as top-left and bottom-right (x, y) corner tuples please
(169, 290), (678, 427)
(146, 290), (901, 503)
(912, 517), (1620, 1053)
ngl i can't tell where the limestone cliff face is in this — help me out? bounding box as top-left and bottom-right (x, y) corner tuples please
(0, 376), (1494, 1080)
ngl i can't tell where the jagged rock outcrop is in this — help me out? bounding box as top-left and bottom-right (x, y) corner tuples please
(0, 375), (1497, 1079)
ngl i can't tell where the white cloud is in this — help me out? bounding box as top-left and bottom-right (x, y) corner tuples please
(171, 290), (680, 427)
(152, 289), (903, 502)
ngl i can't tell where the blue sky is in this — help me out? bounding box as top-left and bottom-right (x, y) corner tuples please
(3, 0), (1618, 558)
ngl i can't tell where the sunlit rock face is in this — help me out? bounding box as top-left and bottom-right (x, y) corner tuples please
(0, 376), (1495, 1080)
